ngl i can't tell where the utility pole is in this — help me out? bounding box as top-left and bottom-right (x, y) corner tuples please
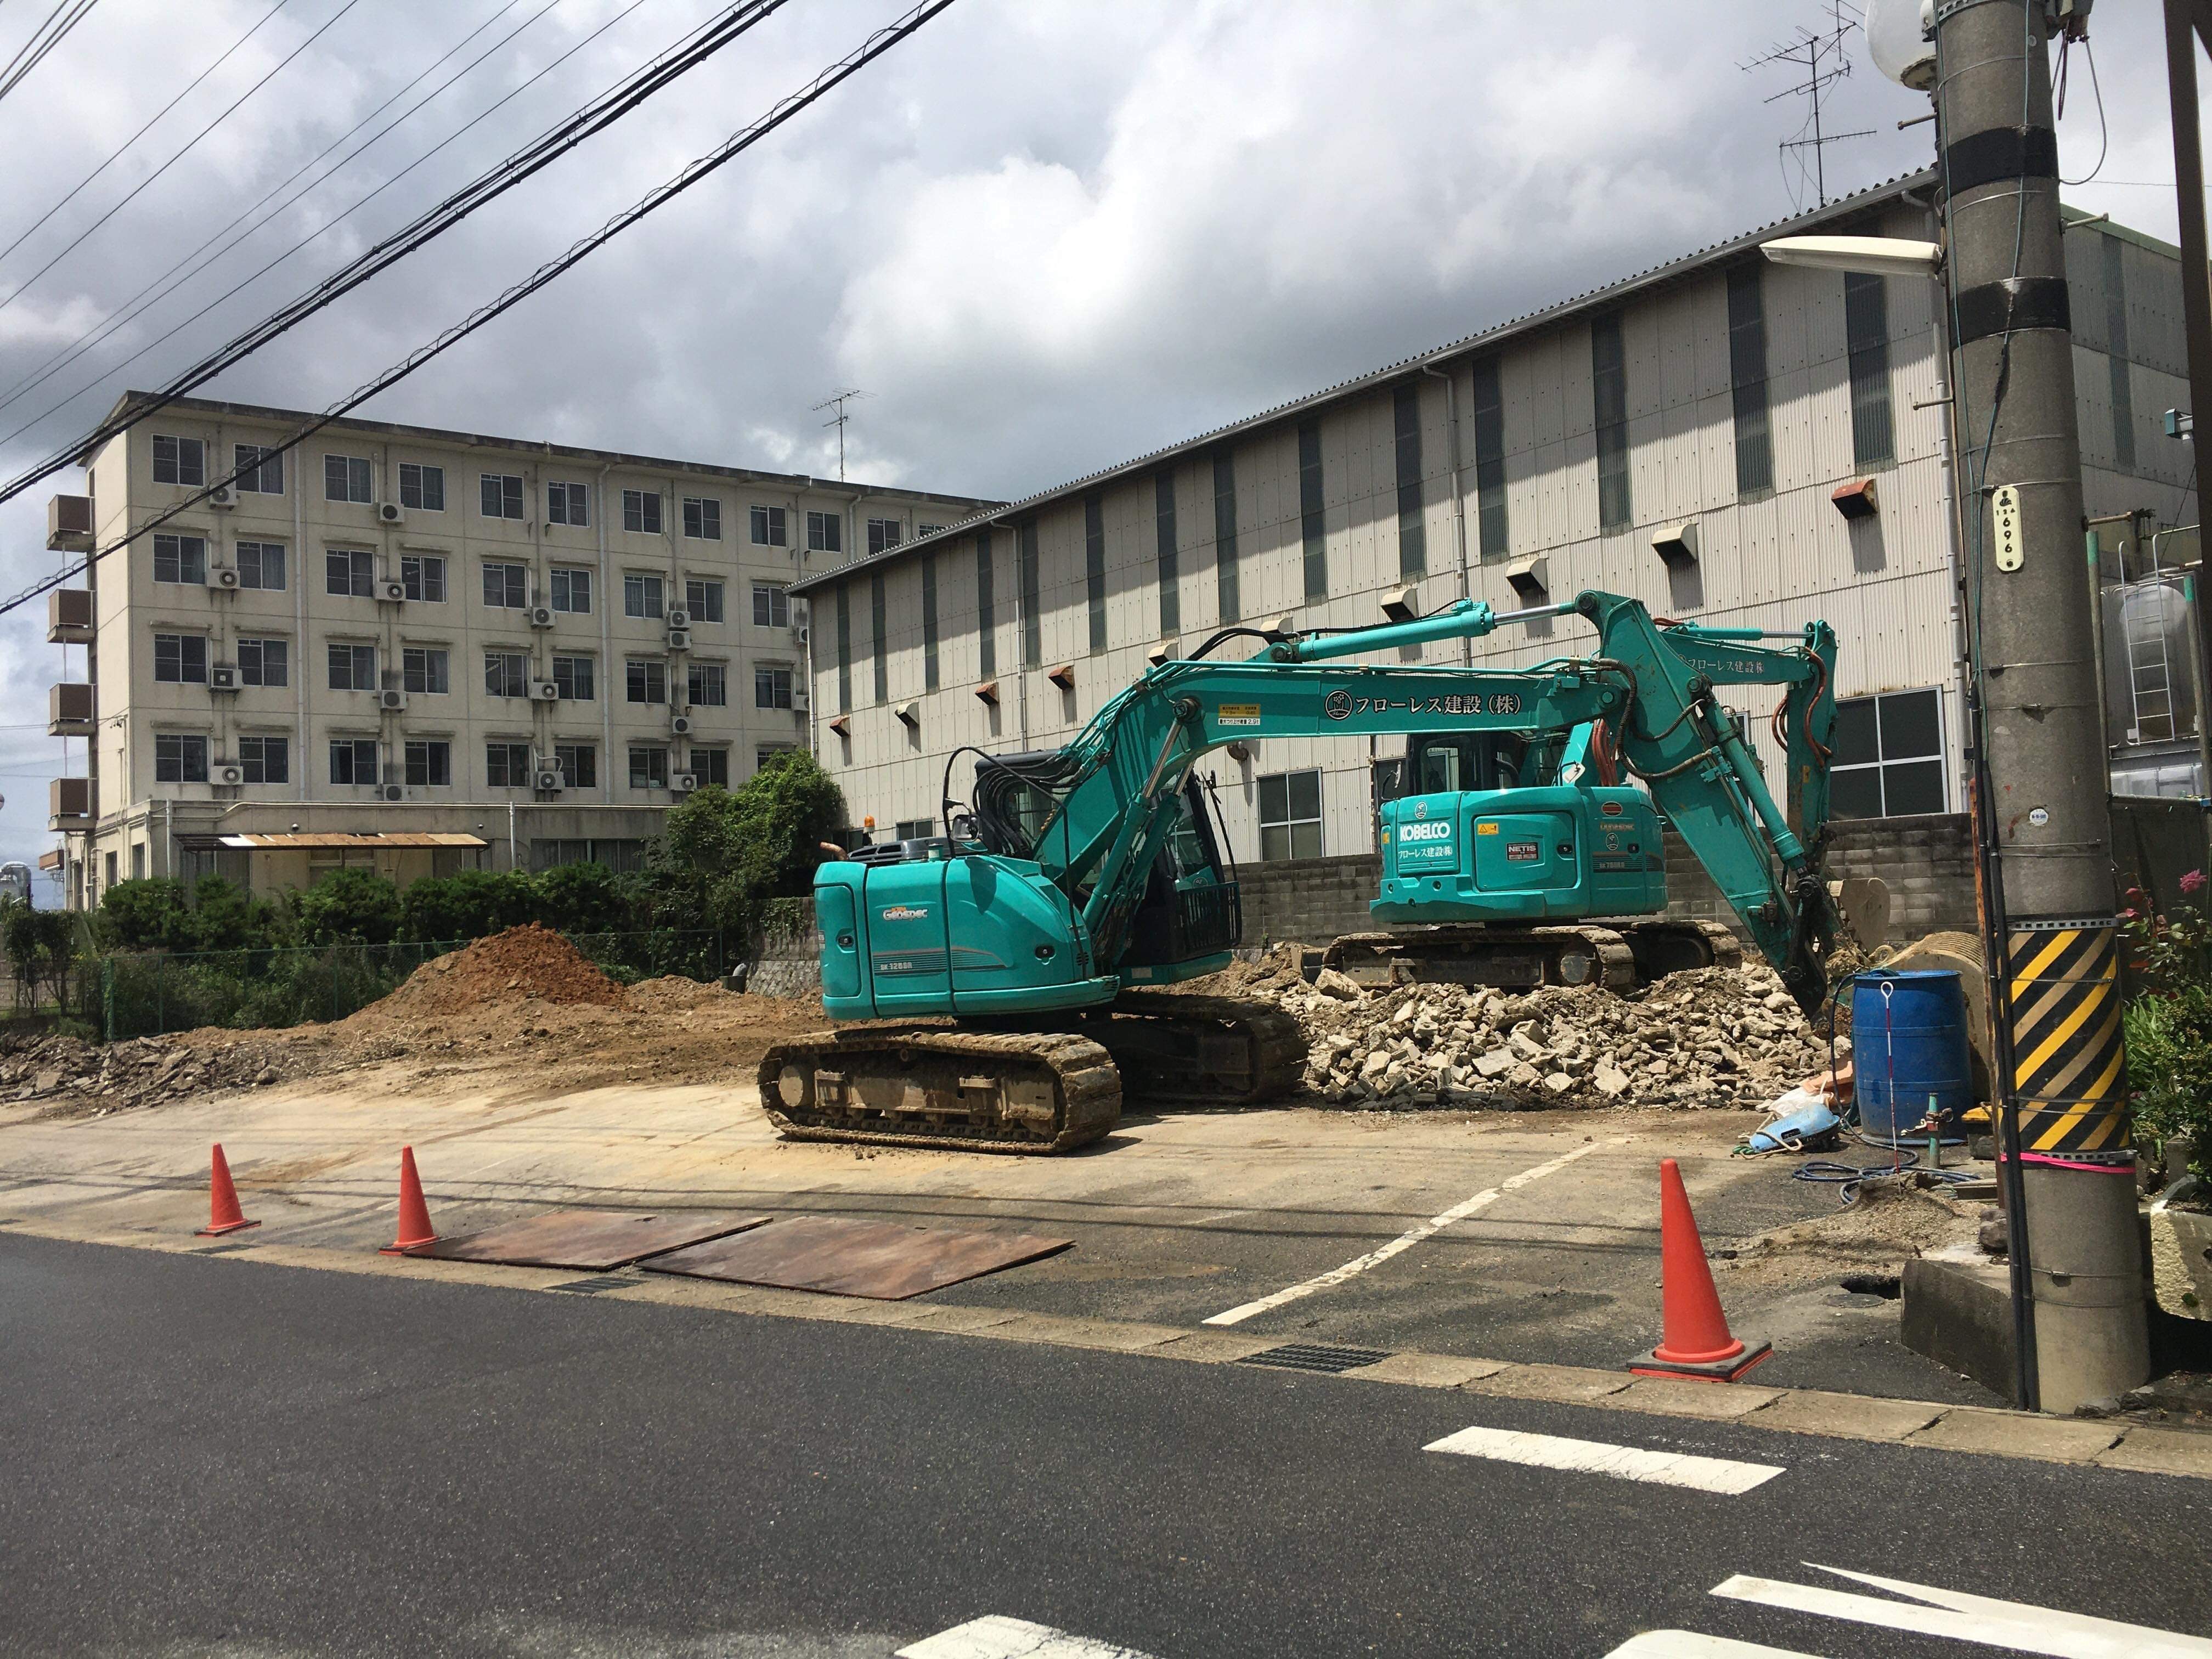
(1937, 0), (2147, 1410)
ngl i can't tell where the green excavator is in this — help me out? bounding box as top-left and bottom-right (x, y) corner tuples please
(758, 588), (1839, 1152)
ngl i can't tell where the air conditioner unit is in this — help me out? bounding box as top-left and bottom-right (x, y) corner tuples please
(674, 771), (699, 793)
(214, 764), (244, 788)
(665, 628), (691, 651)
(791, 598), (810, 628)
(377, 578), (407, 603)
(527, 604), (556, 628)
(377, 688), (408, 712)
(665, 606), (692, 629)
(377, 503), (404, 525)
(530, 680), (561, 702)
(380, 783), (404, 803)
(209, 666), (239, 692)
(534, 770), (565, 793)
(209, 567), (240, 590)
(792, 624), (810, 648)
(670, 712), (695, 737)
(207, 484), (234, 508)
(791, 685), (810, 713)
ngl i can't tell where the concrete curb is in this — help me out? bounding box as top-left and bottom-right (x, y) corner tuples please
(7, 1214), (2204, 1479)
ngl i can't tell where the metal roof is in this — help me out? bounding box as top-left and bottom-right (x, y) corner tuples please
(791, 168), (1940, 597)
(215, 833), (488, 850)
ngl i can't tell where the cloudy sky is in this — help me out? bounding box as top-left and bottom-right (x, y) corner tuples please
(0, 0), (2189, 881)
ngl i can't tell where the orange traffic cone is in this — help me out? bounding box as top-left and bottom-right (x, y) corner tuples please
(379, 1145), (440, 1255)
(1630, 1157), (1772, 1383)
(195, 1143), (260, 1237)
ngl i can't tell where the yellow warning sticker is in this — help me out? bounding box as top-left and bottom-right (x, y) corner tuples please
(1476, 822), (1500, 836)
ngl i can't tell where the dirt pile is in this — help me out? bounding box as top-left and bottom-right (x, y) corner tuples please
(1, 1028), (285, 1118)
(366, 924), (625, 1022)
(1197, 946), (1826, 1109)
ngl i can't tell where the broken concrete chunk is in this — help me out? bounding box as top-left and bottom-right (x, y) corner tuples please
(1594, 1064), (1630, 1097)
(1543, 1071), (1575, 1094)
(1313, 968), (1365, 1002)
(1475, 1048), (1519, 1079)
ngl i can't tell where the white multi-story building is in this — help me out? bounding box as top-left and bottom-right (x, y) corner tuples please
(792, 172), (2196, 860)
(44, 393), (995, 907)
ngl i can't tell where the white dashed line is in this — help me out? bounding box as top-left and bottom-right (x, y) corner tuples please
(897, 1613), (1163, 1659)
(1602, 1635), (1824, 1658)
(1201, 1139), (1618, 1326)
(1425, 1424), (1785, 1495)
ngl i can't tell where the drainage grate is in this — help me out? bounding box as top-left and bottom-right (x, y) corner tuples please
(546, 1274), (640, 1295)
(1238, 1343), (1393, 1375)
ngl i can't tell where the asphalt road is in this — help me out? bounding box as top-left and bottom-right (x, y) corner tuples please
(2, 1232), (2204, 1658)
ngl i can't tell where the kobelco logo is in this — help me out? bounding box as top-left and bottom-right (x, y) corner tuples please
(1400, 821), (1452, 843)
(1324, 690), (1353, 721)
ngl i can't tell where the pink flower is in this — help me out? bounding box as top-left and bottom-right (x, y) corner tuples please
(2184, 870), (2207, 895)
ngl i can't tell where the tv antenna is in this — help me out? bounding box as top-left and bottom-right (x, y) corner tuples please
(1741, 2), (1875, 211)
(812, 387), (870, 480)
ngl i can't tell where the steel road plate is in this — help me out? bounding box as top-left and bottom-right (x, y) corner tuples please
(411, 1210), (770, 1270)
(641, 1214), (1074, 1299)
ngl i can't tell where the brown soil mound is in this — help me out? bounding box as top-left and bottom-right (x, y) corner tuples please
(369, 924), (624, 1020)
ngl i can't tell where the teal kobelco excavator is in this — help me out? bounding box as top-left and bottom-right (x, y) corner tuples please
(759, 588), (1839, 1152)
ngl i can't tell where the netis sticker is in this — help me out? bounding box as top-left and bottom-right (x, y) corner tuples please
(1218, 703), (1262, 727)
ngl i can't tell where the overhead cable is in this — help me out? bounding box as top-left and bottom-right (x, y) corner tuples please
(0, 0), (96, 106)
(0, 0), (792, 510)
(0, 0), (962, 622)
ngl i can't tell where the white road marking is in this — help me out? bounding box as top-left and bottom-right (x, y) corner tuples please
(1424, 1424), (1784, 1495)
(897, 1614), (1163, 1659)
(1603, 1634), (1823, 1658)
(1712, 1564), (2212, 1658)
(1201, 1138), (1620, 1325)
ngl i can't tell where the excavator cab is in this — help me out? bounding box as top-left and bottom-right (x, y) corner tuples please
(1121, 776), (1243, 980)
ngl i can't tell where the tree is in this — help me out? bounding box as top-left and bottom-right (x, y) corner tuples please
(4, 905), (77, 1009)
(533, 861), (634, 936)
(93, 877), (190, 951)
(645, 752), (845, 941)
(290, 868), (401, 945)
(400, 869), (537, 943)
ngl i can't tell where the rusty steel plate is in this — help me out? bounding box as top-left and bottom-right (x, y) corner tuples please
(641, 1215), (1073, 1299)
(413, 1210), (770, 1271)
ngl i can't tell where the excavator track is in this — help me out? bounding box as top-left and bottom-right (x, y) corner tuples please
(1088, 992), (1310, 1107)
(1323, 925), (1639, 994)
(758, 1025), (1121, 1153)
(1622, 918), (1742, 979)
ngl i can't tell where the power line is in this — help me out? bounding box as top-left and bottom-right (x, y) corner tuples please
(0, 0), (962, 623)
(0, 0), (793, 511)
(0, 0), (95, 106)
(0, 0), (365, 321)
(0, 0), (292, 272)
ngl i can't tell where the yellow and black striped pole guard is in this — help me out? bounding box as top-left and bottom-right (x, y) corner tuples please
(2004, 919), (2130, 1166)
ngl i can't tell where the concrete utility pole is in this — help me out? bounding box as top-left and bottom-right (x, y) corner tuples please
(1936, 0), (2147, 1409)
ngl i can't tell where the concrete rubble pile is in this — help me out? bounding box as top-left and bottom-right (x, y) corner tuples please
(0, 1030), (280, 1113)
(1218, 947), (1827, 1110)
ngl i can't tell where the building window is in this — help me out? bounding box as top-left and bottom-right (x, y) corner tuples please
(1831, 688), (1944, 819)
(836, 583), (851, 713)
(153, 533), (206, 584)
(400, 554), (445, 603)
(806, 510), (841, 554)
(750, 504), (787, 547)
(894, 817), (935, 841)
(1258, 769), (1323, 861)
(329, 738), (379, 786)
(155, 733), (210, 783)
(684, 578), (724, 624)
(486, 742), (533, 789)
(482, 561), (528, 609)
(623, 573), (663, 619)
(404, 740), (452, 787)
(975, 532), (996, 679)
(871, 571), (889, 702)
(236, 540), (285, 590)
(328, 643), (376, 691)
(398, 462), (444, 511)
(922, 552), (939, 692)
(546, 480), (589, 527)
(480, 472), (524, 520)
(234, 444), (284, 495)
(1592, 313), (1632, 531)
(1296, 420), (1327, 600)
(693, 748), (730, 787)
(238, 735), (287, 785)
(687, 661), (727, 707)
(550, 567), (591, 613)
(1211, 452), (1239, 624)
(1018, 522), (1042, 668)
(1392, 383), (1426, 579)
(751, 581), (788, 629)
(684, 496), (722, 540)
(755, 665), (793, 709)
(326, 548), (373, 598)
(1472, 356), (1509, 561)
(154, 633), (208, 684)
(402, 647), (448, 695)
(628, 746), (669, 791)
(626, 658), (666, 704)
(153, 435), (205, 487)
(554, 743), (595, 788)
(552, 654), (594, 700)
(623, 489), (662, 534)
(2102, 233), (2137, 472)
(483, 651), (528, 698)
(1084, 494), (1108, 654)
(1844, 272), (1894, 469)
(237, 637), (287, 687)
(324, 454), (373, 504)
(1154, 473), (1179, 637)
(1726, 265), (1773, 498)
(867, 518), (902, 556)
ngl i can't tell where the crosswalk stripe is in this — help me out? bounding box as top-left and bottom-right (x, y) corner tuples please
(897, 1614), (1163, 1659)
(1425, 1424), (1785, 1495)
(1602, 1634), (1824, 1658)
